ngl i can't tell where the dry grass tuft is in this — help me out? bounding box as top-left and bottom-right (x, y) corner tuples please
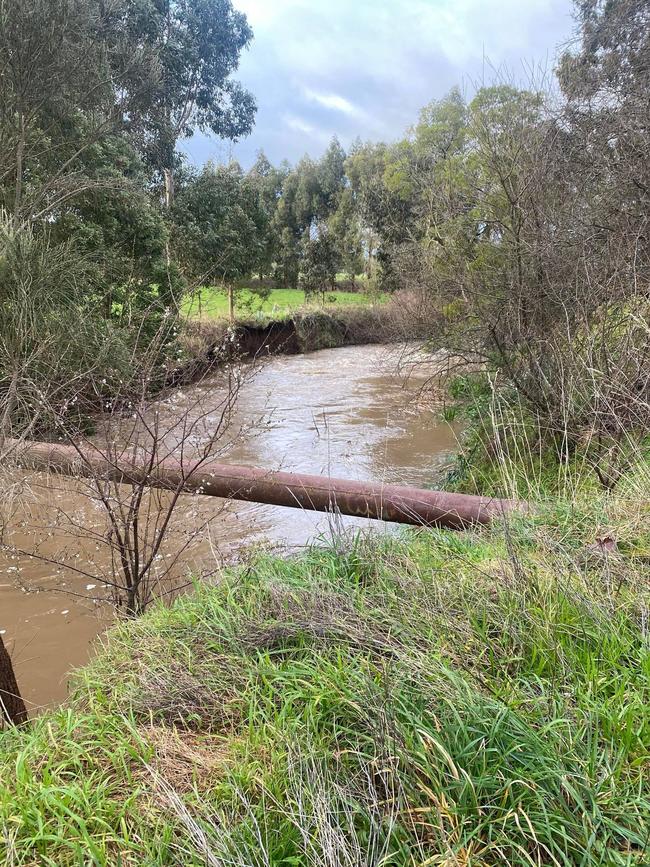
(141, 724), (233, 793)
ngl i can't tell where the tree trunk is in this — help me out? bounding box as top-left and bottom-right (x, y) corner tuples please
(228, 283), (235, 322)
(0, 633), (28, 726)
(160, 162), (180, 311)
(163, 167), (175, 211)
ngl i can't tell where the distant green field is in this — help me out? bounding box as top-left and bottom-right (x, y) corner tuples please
(183, 286), (384, 320)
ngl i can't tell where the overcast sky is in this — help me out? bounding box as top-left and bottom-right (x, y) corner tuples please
(181, 0), (577, 169)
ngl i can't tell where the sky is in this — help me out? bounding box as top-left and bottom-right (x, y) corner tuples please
(181, 0), (577, 169)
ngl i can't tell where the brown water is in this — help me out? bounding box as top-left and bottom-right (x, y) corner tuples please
(1, 344), (460, 712)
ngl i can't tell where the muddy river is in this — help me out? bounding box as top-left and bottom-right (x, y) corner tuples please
(1, 344), (460, 712)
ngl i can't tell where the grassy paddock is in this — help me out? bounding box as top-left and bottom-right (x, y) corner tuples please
(1, 483), (649, 865)
(182, 286), (385, 321)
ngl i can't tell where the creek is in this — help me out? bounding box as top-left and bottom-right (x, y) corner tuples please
(1, 344), (460, 711)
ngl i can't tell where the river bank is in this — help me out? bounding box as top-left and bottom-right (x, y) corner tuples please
(1, 482), (648, 865)
(173, 293), (436, 387)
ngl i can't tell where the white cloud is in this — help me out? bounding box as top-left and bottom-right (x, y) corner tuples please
(283, 113), (332, 146)
(405, 0), (567, 66)
(284, 114), (316, 135)
(303, 88), (360, 116)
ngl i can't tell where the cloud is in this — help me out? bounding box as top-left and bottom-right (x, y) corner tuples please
(284, 113), (331, 146)
(234, 0), (306, 27)
(302, 88), (360, 117)
(183, 0), (575, 168)
(284, 114), (316, 135)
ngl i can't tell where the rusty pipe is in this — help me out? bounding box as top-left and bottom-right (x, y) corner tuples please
(9, 439), (525, 529)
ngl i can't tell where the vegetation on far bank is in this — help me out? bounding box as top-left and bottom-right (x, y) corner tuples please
(182, 285), (385, 322)
(1, 469), (649, 865)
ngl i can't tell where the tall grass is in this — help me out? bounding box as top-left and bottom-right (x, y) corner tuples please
(444, 371), (650, 506)
(1, 481), (648, 864)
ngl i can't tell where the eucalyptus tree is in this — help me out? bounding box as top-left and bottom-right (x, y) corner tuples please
(247, 151), (288, 281)
(173, 162), (262, 319)
(559, 0), (650, 284)
(346, 140), (415, 289)
(270, 163), (311, 287)
(317, 137), (347, 218)
(328, 187), (363, 287)
(300, 230), (339, 302)
(0, 0), (157, 227)
(0, 0), (257, 312)
(126, 0), (256, 212)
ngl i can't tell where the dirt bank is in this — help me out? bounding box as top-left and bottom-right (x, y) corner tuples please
(173, 303), (413, 387)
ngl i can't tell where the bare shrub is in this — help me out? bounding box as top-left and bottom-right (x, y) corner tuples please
(2, 318), (260, 617)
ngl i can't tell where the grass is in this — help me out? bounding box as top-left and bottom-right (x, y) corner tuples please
(441, 374), (650, 510)
(1, 481), (649, 865)
(182, 286), (385, 321)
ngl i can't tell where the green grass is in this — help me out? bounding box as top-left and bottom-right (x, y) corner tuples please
(441, 372), (650, 505)
(182, 286), (385, 321)
(2, 489), (649, 865)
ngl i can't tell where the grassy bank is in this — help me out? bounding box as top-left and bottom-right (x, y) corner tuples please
(183, 286), (385, 321)
(1, 484), (649, 864)
(179, 303), (413, 374)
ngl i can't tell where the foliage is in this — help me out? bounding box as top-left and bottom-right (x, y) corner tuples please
(328, 187), (364, 285)
(136, 0), (255, 142)
(299, 231), (339, 300)
(48, 134), (176, 313)
(352, 65), (649, 484)
(0, 0), (158, 224)
(0, 217), (134, 438)
(125, 0), (256, 212)
(0, 0), (257, 434)
(173, 162), (263, 288)
(247, 151), (289, 280)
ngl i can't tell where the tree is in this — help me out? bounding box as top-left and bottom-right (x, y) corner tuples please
(292, 156), (323, 233)
(0, 0), (190, 447)
(0, 0), (186, 318)
(173, 162), (262, 320)
(346, 140), (413, 290)
(559, 0), (650, 284)
(369, 66), (649, 484)
(274, 226), (301, 289)
(317, 137), (346, 217)
(49, 133), (176, 316)
(270, 164), (308, 287)
(300, 230), (340, 303)
(128, 0), (256, 211)
(329, 187), (363, 287)
(0, 216), (139, 439)
(0, 632), (27, 726)
(0, 0), (157, 227)
(247, 151), (287, 281)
